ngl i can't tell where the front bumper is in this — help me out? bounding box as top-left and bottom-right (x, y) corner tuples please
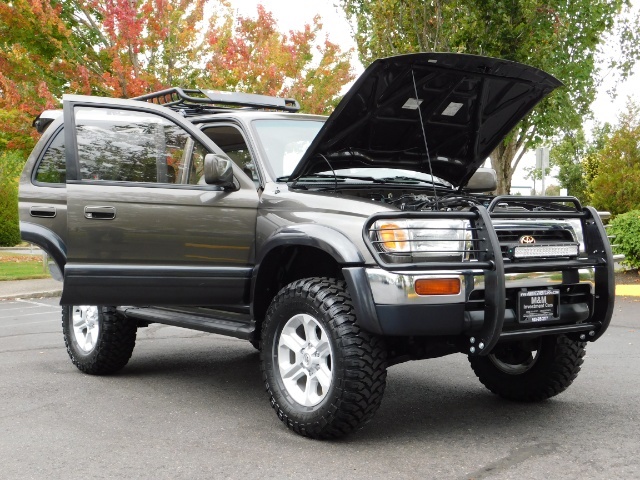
(361, 268), (594, 337)
(346, 198), (615, 356)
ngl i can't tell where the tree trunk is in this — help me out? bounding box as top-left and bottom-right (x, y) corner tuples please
(489, 137), (519, 195)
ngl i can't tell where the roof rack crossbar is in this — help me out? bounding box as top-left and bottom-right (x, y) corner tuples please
(133, 87), (300, 115)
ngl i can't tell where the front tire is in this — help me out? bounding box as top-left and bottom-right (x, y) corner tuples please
(62, 305), (137, 375)
(469, 334), (586, 401)
(260, 277), (387, 438)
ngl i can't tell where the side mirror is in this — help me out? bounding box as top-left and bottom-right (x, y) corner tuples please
(465, 168), (497, 193)
(204, 153), (235, 188)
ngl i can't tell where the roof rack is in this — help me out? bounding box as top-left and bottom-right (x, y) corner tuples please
(133, 87), (300, 116)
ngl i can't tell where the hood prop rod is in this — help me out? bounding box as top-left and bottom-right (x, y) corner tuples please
(411, 68), (439, 209)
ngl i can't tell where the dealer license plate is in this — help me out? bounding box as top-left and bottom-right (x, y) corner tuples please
(517, 289), (560, 323)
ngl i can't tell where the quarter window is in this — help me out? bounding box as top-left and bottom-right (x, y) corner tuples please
(74, 107), (203, 184)
(203, 125), (258, 185)
(35, 129), (66, 184)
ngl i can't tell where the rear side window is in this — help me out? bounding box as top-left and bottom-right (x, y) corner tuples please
(35, 129), (66, 184)
(74, 107), (201, 184)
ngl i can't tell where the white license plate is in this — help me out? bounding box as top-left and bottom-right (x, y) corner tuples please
(517, 289), (560, 323)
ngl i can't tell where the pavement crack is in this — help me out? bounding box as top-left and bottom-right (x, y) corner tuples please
(0, 402), (55, 421)
(0, 345), (65, 354)
(0, 331), (59, 339)
(461, 442), (559, 480)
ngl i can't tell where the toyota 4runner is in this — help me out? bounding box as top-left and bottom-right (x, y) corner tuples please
(19, 53), (615, 438)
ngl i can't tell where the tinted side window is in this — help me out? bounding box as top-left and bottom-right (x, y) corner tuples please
(35, 129), (66, 184)
(74, 107), (196, 184)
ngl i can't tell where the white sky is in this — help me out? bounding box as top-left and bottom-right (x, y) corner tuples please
(230, 0), (639, 193)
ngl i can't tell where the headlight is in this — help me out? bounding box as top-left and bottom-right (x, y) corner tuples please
(373, 219), (470, 260)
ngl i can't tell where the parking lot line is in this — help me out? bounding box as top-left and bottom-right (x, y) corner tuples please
(0, 318), (59, 328)
(15, 299), (59, 308)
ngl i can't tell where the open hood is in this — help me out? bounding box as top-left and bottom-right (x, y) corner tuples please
(290, 53), (562, 187)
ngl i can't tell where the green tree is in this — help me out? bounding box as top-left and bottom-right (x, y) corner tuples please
(544, 184), (560, 196)
(588, 101), (640, 215)
(550, 129), (590, 202)
(523, 164), (551, 196)
(550, 124), (613, 203)
(608, 210), (640, 270)
(0, 151), (24, 246)
(341, 0), (640, 194)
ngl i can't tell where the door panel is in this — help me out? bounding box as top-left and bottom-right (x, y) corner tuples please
(61, 95), (258, 307)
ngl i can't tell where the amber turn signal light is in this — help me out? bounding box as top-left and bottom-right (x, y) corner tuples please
(414, 278), (461, 296)
(378, 223), (408, 251)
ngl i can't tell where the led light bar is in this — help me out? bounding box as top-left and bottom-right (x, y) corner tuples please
(513, 244), (579, 259)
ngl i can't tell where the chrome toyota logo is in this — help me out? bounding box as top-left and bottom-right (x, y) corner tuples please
(519, 235), (536, 244)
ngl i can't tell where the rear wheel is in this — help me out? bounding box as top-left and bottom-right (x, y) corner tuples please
(260, 277), (387, 438)
(468, 334), (586, 401)
(62, 305), (137, 375)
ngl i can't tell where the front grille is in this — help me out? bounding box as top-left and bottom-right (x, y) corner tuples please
(496, 228), (575, 256)
(496, 228), (574, 243)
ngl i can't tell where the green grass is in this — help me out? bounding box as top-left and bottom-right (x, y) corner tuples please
(0, 252), (51, 281)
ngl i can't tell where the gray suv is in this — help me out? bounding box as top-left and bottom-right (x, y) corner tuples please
(19, 53), (615, 438)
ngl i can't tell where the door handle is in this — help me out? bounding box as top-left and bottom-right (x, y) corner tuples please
(29, 206), (57, 218)
(84, 206), (116, 220)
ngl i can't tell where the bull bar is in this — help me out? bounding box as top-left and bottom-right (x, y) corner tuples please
(362, 196), (615, 356)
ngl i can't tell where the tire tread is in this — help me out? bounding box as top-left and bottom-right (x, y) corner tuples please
(63, 306), (137, 375)
(261, 277), (387, 439)
(469, 334), (586, 401)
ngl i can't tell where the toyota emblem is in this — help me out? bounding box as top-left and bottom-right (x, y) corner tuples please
(519, 235), (536, 244)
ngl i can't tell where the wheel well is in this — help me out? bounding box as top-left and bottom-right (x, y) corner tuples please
(252, 245), (342, 327)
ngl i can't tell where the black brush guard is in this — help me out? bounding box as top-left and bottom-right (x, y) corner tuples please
(362, 196), (615, 356)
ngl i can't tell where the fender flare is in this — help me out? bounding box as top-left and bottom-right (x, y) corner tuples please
(19, 221), (67, 274)
(255, 223), (364, 266)
(250, 224), (366, 323)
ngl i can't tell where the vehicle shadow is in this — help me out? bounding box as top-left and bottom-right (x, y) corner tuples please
(104, 336), (596, 443)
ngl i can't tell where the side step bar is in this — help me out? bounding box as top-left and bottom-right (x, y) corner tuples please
(117, 307), (254, 340)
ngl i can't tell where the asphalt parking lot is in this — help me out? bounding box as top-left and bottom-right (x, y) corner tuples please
(1, 296), (639, 480)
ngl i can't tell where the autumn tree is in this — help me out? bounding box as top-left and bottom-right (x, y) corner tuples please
(204, 5), (354, 115)
(1, 0), (354, 158)
(0, 0), (72, 156)
(1, 1), (353, 246)
(341, 0), (640, 194)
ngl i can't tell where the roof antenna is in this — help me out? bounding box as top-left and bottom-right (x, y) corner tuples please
(411, 68), (439, 209)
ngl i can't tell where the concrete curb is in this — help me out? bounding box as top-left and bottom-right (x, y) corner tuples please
(0, 290), (62, 301)
(0, 278), (62, 301)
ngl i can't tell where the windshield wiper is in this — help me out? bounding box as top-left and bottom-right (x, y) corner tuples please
(280, 173), (384, 183)
(380, 176), (448, 187)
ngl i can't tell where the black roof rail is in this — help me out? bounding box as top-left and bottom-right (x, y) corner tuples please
(132, 87), (300, 115)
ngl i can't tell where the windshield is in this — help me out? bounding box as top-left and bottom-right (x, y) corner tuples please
(252, 119), (324, 178)
(251, 119), (451, 187)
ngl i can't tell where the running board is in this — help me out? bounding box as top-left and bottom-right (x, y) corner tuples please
(117, 306), (254, 340)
